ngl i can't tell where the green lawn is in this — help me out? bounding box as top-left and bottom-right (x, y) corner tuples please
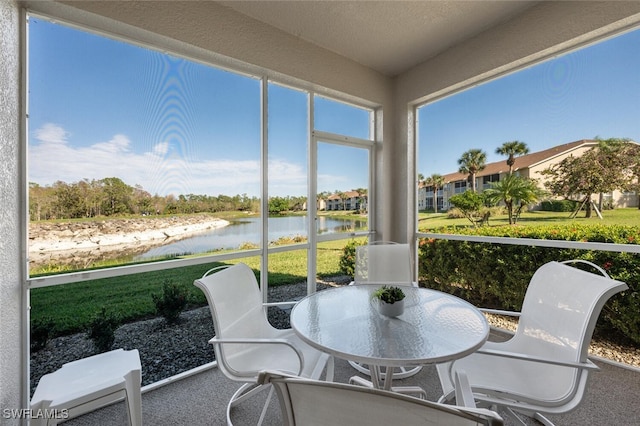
(418, 207), (640, 230)
(30, 239), (361, 338)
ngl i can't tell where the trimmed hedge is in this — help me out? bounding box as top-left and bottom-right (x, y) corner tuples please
(418, 224), (640, 345)
(540, 200), (579, 212)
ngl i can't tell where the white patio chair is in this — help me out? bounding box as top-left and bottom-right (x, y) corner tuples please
(350, 241), (423, 380)
(436, 260), (628, 426)
(194, 263), (334, 426)
(353, 241), (414, 285)
(259, 370), (504, 425)
(30, 348), (142, 426)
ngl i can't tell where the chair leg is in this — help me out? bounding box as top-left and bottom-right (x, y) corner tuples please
(348, 360), (371, 375)
(505, 407), (556, 426)
(227, 383), (274, 426)
(437, 389), (456, 404)
(533, 412), (556, 426)
(393, 365), (423, 379)
(256, 386), (274, 426)
(349, 375), (374, 388)
(229, 383), (269, 407)
(504, 407), (528, 426)
(325, 356), (335, 382)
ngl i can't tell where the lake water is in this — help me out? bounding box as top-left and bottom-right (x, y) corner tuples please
(137, 215), (367, 259)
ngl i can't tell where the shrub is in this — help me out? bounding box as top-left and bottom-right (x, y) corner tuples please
(418, 223), (640, 344)
(238, 241), (259, 250)
(541, 200), (578, 212)
(339, 239), (365, 278)
(153, 279), (188, 325)
(487, 206), (506, 217)
(88, 307), (119, 352)
(449, 191), (484, 215)
(31, 316), (55, 351)
(446, 207), (465, 219)
(270, 235), (307, 245)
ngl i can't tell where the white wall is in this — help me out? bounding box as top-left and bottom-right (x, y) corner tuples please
(0, 1), (24, 422)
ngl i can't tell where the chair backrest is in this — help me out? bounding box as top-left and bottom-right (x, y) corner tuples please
(354, 242), (412, 285)
(259, 371), (503, 426)
(194, 263), (275, 371)
(514, 261), (627, 362)
(509, 261), (628, 402)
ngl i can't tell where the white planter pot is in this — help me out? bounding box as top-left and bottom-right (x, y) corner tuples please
(377, 299), (404, 317)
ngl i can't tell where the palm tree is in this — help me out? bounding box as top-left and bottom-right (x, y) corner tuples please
(457, 149), (487, 192)
(484, 174), (545, 224)
(316, 192), (328, 211)
(424, 173), (444, 213)
(496, 140), (529, 175)
(337, 191), (349, 211)
(355, 188), (368, 212)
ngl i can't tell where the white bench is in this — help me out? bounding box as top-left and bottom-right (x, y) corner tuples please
(31, 349), (142, 426)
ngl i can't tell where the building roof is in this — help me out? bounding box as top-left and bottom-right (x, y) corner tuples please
(441, 139), (598, 182)
(327, 191), (361, 200)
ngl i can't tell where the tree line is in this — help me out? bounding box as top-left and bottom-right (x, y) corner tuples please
(28, 177), (350, 221)
(29, 177), (263, 221)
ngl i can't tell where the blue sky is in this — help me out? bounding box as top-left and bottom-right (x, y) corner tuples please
(418, 28), (640, 177)
(28, 17), (370, 198)
(28, 17), (639, 197)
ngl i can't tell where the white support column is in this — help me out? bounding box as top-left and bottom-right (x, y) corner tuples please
(0, 1), (26, 422)
(307, 93), (316, 295)
(260, 77), (269, 302)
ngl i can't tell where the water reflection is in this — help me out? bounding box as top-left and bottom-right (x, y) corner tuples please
(137, 215), (366, 259)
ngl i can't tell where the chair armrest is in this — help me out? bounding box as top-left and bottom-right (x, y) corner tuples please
(209, 337), (305, 374)
(478, 308), (521, 318)
(263, 301), (296, 308)
(257, 370), (298, 385)
(476, 348), (600, 370)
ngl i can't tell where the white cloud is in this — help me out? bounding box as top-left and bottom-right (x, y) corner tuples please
(28, 123), (314, 197)
(34, 123), (69, 145)
(90, 134), (131, 154)
(30, 124), (259, 196)
(153, 142), (169, 155)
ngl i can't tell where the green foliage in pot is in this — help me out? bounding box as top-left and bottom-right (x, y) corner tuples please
(372, 285), (405, 304)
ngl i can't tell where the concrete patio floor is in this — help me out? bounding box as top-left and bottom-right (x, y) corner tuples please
(64, 352), (640, 426)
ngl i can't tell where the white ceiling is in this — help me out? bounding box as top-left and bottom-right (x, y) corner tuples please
(217, 1), (539, 77)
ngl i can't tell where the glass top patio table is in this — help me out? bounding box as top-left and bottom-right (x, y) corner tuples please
(290, 284), (489, 390)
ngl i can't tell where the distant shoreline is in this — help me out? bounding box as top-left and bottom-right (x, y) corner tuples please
(28, 215), (230, 268)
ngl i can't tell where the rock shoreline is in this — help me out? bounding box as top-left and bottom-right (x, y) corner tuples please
(28, 215), (229, 268)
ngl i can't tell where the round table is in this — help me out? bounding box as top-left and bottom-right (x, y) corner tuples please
(290, 284), (489, 391)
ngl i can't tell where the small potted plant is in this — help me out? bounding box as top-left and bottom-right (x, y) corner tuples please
(372, 285), (406, 317)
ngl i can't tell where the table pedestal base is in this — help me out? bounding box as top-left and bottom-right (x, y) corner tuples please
(348, 375), (427, 399)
